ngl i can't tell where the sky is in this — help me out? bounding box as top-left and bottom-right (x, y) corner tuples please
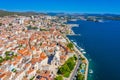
(0, 0), (120, 14)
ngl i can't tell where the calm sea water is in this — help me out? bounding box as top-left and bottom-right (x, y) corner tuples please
(67, 20), (120, 80)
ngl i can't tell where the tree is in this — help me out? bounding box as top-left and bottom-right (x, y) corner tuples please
(76, 74), (84, 80)
(58, 64), (70, 74)
(5, 51), (11, 56)
(67, 42), (74, 50)
(0, 56), (4, 63)
(0, 23), (2, 26)
(5, 56), (12, 60)
(55, 75), (63, 80)
(65, 57), (75, 71)
(74, 55), (77, 61)
(9, 23), (12, 26)
(66, 60), (75, 71)
(63, 72), (70, 78)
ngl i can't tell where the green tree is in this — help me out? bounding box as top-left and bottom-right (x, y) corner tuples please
(58, 64), (70, 74)
(66, 60), (75, 71)
(76, 74), (84, 80)
(74, 55), (77, 61)
(55, 75), (63, 80)
(5, 56), (12, 60)
(57, 57), (76, 78)
(65, 57), (75, 71)
(67, 42), (74, 50)
(0, 56), (4, 63)
(63, 72), (70, 78)
(5, 51), (11, 56)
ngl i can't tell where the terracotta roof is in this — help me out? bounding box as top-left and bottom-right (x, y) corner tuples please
(40, 77), (46, 80)
(60, 55), (66, 60)
(27, 69), (35, 74)
(40, 52), (47, 60)
(31, 46), (36, 50)
(31, 58), (39, 64)
(0, 73), (6, 79)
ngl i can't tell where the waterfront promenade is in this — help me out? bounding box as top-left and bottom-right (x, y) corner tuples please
(65, 36), (89, 80)
(73, 45), (89, 80)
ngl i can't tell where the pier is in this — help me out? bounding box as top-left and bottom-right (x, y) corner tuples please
(68, 24), (79, 27)
(67, 34), (81, 36)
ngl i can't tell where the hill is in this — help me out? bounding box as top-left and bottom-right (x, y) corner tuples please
(0, 10), (46, 17)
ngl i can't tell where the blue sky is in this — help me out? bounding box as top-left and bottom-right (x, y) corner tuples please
(0, 0), (120, 14)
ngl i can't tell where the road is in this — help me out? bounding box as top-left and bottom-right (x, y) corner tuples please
(65, 37), (89, 80)
(69, 45), (89, 80)
(70, 48), (81, 80)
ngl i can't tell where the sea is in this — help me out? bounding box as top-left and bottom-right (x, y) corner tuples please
(67, 20), (120, 80)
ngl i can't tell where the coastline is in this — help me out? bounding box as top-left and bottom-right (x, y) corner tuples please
(74, 45), (89, 80)
(66, 24), (89, 80)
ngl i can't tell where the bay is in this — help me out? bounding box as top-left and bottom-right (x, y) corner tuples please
(67, 20), (120, 80)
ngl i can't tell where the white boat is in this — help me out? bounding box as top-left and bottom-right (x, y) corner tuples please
(71, 40), (74, 42)
(89, 69), (93, 74)
(98, 20), (104, 22)
(73, 42), (77, 46)
(80, 48), (84, 51)
(82, 51), (86, 54)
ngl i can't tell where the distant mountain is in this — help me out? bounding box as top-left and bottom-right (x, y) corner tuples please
(0, 10), (120, 20)
(83, 14), (120, 20)
(0, 10), (46, 17)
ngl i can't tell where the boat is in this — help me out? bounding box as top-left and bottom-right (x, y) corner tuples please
(80, 48), (84, 51)
(71, 40), (74, 42)
(82, 51), (86, 54)
(89, 69), (93, 74)
(98, 20), (104, 22)
(70, 19), (77, 21)
(73, 42), (77, 46)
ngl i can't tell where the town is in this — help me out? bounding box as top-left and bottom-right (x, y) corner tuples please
(0, 15), (88, 80)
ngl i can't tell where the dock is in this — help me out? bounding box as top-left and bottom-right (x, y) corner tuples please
(67, 34), (81, 36)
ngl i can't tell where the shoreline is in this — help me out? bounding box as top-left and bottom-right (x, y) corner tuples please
(73, 44), (89, 80)
(66, 24), (89, 80)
